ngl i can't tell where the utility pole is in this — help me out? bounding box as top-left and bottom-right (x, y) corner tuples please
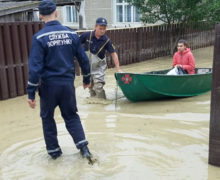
(209, 23), (220, 167)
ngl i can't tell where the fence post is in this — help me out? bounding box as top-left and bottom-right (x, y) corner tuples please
(19, 22), (29, 93)
(136, 28), (142, 62)
(0, 24), (9, 100)
(209, 23), (220, 166)
(3, 23), (17, 98)
(11, 23), (25, 96)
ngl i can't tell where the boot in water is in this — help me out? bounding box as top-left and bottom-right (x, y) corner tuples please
(80, 146), (97, 165)
(50, 151), (62, 160)
(80, 145), (92, 159)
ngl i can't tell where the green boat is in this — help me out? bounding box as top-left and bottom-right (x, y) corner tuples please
(115, 68), (212, 102)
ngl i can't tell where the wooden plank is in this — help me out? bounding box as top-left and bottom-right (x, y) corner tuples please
(148, 26), (153, 60)
(117, 29), (123, 65)
(165, 25), (170, 56)
(128, 28), (132, 64)
(136, 28), (142, 62)
(0, 24), (9, 100)
(144, 27), (149, 60)
(123, 29), (127, 65)
(152, 26), (156, 58)
(160, 25), (165, 56)
(26, 22), (34, 53)
(19, 22), (29, 93)
(143, 27), (148, 60)
(121, 29), (125, 65)
(209, 23), (220, 166)
(163, 25), (167, 56)
(132, 28), (137, 63)
(33, 22), (40, 34)
(123, 29), (128, 65)
(11, 23), (25, 96)
(39, 23), (45, 30)
(141, 27), (144, 61)
(156, 26), (160, 58)
(127, 28), (131, 64)
(132, 28), (136, 63)
(152, 26), (157, 59)
(3, 23), (17, 98)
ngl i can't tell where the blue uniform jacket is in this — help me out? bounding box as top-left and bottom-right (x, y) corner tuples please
(27, 20), (90, 100)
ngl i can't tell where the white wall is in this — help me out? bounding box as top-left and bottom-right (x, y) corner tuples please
(56, 0), (143, 30)
(57, 6), (79, 29)
(84, 0), (113, 29)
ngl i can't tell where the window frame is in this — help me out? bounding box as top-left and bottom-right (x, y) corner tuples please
(63, 5), (79, 28)
(113, 0), (141, 27)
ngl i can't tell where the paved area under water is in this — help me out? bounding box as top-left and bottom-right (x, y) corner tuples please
(1, 46), (219, 180)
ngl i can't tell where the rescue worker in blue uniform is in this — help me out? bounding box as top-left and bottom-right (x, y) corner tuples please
(27, 0), (92, 160)
(80, 17), (122, 99)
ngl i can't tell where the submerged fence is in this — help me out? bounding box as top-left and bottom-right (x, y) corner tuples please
(105, 23), (214, 68)
(0, 22), (215, 100)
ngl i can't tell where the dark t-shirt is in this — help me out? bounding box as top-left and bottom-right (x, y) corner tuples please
(79, 31), (115, 59)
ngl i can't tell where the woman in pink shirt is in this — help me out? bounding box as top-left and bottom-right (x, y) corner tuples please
(173, 39), (195, 74)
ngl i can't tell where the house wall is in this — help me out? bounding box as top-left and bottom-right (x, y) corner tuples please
(56, 0), (143, 30)
(57, 6), (80, 30)
(84, 0), (113, 29)
(57, 7), (64, 23)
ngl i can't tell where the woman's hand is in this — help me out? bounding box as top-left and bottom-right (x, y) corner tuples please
(175, 64), (182, 68)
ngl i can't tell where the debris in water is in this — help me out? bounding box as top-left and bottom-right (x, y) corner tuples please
(87, 156), (98, 165)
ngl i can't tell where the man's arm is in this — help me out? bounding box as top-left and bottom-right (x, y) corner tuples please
(111, 52), (121, 72)
(106, 39), (122, 72)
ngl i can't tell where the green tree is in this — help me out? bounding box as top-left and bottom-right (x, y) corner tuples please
(129, 0), (208, 25)
(128, 0), (220, 53)
(204, 0), (220, 25)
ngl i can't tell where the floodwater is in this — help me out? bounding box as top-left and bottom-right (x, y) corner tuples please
(1, 46), (219, 180)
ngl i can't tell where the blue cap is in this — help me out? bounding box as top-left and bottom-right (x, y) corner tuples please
(96, 17), (108, 26)
(38, 0), (56, 15)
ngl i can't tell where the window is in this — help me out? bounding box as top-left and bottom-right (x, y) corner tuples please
(115, 0), (140, 23)
(65, 6), (78, 23)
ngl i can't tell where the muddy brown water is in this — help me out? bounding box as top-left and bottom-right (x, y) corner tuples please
(1, 46), (220, 180)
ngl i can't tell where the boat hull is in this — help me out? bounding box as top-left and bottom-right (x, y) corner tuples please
(115, 68), (212, 102)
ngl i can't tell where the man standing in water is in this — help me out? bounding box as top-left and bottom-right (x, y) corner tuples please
(27, 0), (92, 160)
(80, 18), (121, 99)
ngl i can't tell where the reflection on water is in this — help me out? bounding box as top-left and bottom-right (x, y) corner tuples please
(1, 47), (220, 180)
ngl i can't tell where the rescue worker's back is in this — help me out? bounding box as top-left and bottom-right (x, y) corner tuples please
(28, 20), (90, 99)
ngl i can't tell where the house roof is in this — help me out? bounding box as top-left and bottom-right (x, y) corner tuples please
(0, 0), (83, 16)
(54, 0), (83, 6)
(0, 1), (39, 16)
